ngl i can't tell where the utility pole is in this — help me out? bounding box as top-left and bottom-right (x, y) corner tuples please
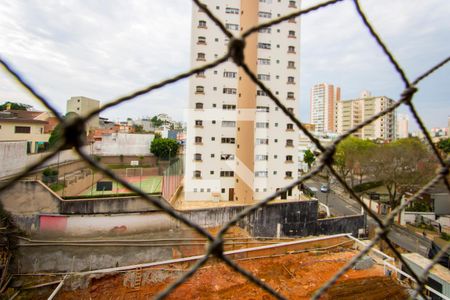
(326, 168), (330, 207)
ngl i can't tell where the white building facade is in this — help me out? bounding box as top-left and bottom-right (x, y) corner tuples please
(185, 0), (301, 203)
(397, 113), (409, 139)
(310, 83), (340, 133)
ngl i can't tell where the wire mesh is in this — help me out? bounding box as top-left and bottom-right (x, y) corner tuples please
(0, 0), (449, 299)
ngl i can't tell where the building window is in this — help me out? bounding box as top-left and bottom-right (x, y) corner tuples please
(256, 138), (269, 145)
(286, 155), (293, 162)
(225, 23), (239, 31)
(194, 170), (202, 178)
(197, 52), (206, 61)
(221, 137), (235, 144)
(287, 92), (295, 100)
(194, 153), (202, 161)
(197, 36), (206, 45)
(195, 86), (205, 94)
(257, 58), (271, 65)
(225, 7), (239, 14)
(255, 171), (268, 177)
(256, 106), (269, 112)
(288, 46), (296, 53)
(196, 70), (205, 78)
(222, 104), (236, 110)
(257, 90), (267, 96)
(220, 171), (234, 177)
(257, 74), (270, 81)
(288, 17), (296, 23)
(286, 139), (294, 147)
(195, 120), (203, 127)
(223, 88), (237, 94)
(288, 30), (296, 38)
(223, 71), (237, 78)
(221, 154), (235, 160)
(195, 102), (203, 109)
(258, 11), (272, 18)
(258, 43), (271, 49)
(286, 123), (294, 130)
(256, 155), (268, 161)
(256, 122), (269, 128)
(198, 20), (207, 28)
(285, 171), (293, 178)
(195, 136), (202, 144)
(288, 61), (295, 69)
(15, 126), (31, 134)
(289, 0), (297, 8)
(287, 76), (295, 84)
(222, 121), (236, 127)
(287, 107), (294, 113)
(258, 27), (271, 34)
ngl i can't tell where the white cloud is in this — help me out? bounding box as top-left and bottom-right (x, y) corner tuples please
(0, 0), (449, 130)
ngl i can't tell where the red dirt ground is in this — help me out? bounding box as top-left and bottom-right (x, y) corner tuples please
(57, 250), (407, 300)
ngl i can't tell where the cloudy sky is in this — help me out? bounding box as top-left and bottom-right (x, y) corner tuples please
(1, 0), (449, 132)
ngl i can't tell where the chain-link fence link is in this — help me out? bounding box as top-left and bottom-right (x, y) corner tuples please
(0, 0), (449, 299)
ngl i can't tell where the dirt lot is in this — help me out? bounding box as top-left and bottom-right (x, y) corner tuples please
(56, 250), (407, 300)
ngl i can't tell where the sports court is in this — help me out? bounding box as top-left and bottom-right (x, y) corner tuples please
(80, 174), (162, 196)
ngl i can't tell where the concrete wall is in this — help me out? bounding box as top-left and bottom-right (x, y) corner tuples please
(0, 143), (87, 179)
(60, 171), (105, 197)
(93, 133), (154, 156)
(95, 155), (157, 166)
(60, 196), (161, 214)
(0, 180), (60, 233)
(316, 215), (365, 237)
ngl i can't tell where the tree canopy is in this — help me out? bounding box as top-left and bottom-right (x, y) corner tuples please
(48, 112), (80, 149)
(0, 101), (32, 111)
(151, 116), (163, 127)
(150, 137), (179, 160)
(333, 137), (436, 208)
(303, 149), (316, 170)
(437, 138), (450, 153)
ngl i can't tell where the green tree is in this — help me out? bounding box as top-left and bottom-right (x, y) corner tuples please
(48, 112), (79, 149)
(133, 124), (145, 133)
(151, 116), (163, 127)
(437, 138), (450, 153)
(373, 138), (436, 208)
(303, 149), (315, 170)
(0, 101), (32, 111)
(334, 137), (375, 187)
(150, 137), (179, 160)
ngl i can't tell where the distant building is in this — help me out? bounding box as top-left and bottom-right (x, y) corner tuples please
(66, 96), (100, 131)
(397, 114), (409, 139)
(310, 83), (341, 133)
(337, 91), (396, 141)
(0, 110), (52, 153)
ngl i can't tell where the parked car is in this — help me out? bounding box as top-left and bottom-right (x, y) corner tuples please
(320, 184), (329, 193)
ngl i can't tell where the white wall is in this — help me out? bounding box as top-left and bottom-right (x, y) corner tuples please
(0, 141), (85, 179)
(93, 133), (154, 156)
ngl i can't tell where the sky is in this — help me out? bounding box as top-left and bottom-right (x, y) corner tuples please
(0, 0), (449, 132)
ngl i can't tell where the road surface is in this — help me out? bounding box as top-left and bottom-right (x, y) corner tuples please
(306, 178), (430, 256)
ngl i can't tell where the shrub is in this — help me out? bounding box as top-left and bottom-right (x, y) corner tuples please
(353, 181), (383, 193)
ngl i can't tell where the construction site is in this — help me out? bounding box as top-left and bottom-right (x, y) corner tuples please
(4, 232), (410, 300)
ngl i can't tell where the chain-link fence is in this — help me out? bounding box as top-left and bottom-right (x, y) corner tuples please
(0, 0), (449, 299)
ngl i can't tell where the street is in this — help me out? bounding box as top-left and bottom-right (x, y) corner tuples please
(306, 178), (430, 256)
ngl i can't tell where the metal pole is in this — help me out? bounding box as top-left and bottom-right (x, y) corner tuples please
(47, 275), (68, 300)
(326, 169), (330, 207)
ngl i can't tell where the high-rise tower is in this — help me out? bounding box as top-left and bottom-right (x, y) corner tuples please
(185, 0), (300, 203)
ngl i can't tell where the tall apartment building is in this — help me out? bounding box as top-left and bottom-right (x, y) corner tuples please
(185, 0), (300, 203)
(66, 96), (100, 131)
(310, 83), (340, 133)
(337, 91), (396, 141)
(397, 114), (409, 139)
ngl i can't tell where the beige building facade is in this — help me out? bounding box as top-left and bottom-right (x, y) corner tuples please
(66, 96), (100, 130)
(0, 110), (51, 153)
(337, 91), (396, 141)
